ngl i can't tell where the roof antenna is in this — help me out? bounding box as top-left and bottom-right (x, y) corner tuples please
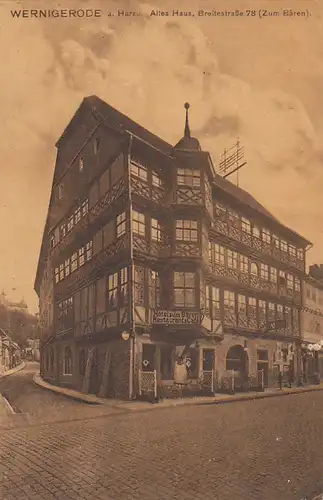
(184, 102), (191, 138)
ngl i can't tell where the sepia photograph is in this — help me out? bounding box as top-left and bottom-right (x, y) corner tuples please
(0, 0), (323, 498)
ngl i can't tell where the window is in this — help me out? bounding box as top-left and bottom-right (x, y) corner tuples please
(227, 209), (239, 224)
(210, 243), (225, 265)
(297, 248), (304, 260)
(152, 172), (162, 187)
(272, 235), (280, 249)
(250, 263), (259, 276)
(149, 270), (160, 308)
(78, 247), (85, 267)
(262, 229), (271, 244)
(215, 203), (227, 218)
(94, 138), (100, 154)
(81, 199), (89, 217)
(59, 264), (64, 281)
(268, 302), (275, 321)
(176, 220), (198, 241)
(287, 273), (294, 290)
(58, 184), (64, 200)
(277, 304), (284, 319)
(281, 240), (288, 253)
(116, 212), (126, 238)
(60, 223), (67, 239)
(240, 255), (249, 274)
(253, 226), (260, 239)
(227, 250), (238, 269)
(241, 217), (251, 234)
(64, 258), (70, 277)
(269, 267), (277, 283)
(294, 277), (300, 292)
(130, 162), (148, 181)
(67, 215), (74, 232)
(64, 347), (73, 375)
(54, 267), (60, 284)
(132, 210), (146, 237)
(259, 300), (266, 321)
(260, 264), (269, 281)
(134, 267), (145, 305)
(224, 290), (235, 310)
(75, 206), (81, 224)
(50, 234), (56, 249)
(278, 270), (286, 286)
(71, 252), (78, 272)
(120, 268), (128, 306)
(79, 157), (84, 172)
(107, 272), (118, 309)
(210, 287), (220, 318)
(86, 241), (93, 261)
(238, 294), (247, 315)
(151, 218), (162, 242)
(177, 168), (200, 187)
(289, 245), (296, 257)
(174, 272), (196, 307)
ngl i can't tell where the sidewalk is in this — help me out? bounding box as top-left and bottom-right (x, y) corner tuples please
(33, 372), (323, 413)
(0, 361), (25, 379)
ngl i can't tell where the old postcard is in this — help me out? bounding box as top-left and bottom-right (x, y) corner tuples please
(0, 0), (322, 498)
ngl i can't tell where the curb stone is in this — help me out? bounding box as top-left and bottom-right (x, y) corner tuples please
(33, 371), (323, 412)
(0, 362), (25, 379)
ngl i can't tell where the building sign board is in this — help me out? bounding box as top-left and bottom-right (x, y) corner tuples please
(152, 310), (200, 325)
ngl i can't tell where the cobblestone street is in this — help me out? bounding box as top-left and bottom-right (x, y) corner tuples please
(1, 365), (323, 499)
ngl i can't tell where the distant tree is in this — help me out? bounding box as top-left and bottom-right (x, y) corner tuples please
(0, 305), (38, 348)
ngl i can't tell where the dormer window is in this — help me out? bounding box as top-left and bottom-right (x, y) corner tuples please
(177, 168), (200, 187)
(58, 184), (64, 200)
(94, 138), (100, 154)
(79, 157), (84, 172)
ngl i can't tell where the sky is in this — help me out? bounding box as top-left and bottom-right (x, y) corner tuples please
(0, 0), (322, 314)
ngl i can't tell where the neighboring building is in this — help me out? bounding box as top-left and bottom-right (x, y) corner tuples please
(0, 291), (28, 313)
(301, 264), (323, 383)
(24, 339), (41, 362)
(0, 328), (21, 374)
(35, 96), (311, 400)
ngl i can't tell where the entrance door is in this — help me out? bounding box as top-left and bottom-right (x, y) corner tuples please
(142, 344), (156, 372)
(203, 349), (214, 371)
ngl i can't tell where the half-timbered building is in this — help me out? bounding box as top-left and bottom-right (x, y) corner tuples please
(35, 96), (311, 399)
